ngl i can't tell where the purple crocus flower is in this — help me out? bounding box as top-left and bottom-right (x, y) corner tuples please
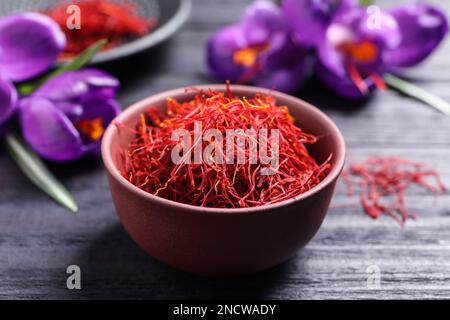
(316, 6), (401, 98)
(287, 2), (448, 99)
(0, 13), (65, 126)
(0, 76), (18, 126)
(207, 0), (311, 93)
(282, 0), (356, 48)
(19, 69), (121, 161)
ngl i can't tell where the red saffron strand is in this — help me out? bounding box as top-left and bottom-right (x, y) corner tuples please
(45, 0), (156, 57)
(119, 88), (332, 208)
(342, 156), (447, 226)
(369, 72), (388, 91)
(347, 61), (369, 95)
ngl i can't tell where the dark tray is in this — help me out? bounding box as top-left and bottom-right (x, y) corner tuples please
(0, 0), (191, 64)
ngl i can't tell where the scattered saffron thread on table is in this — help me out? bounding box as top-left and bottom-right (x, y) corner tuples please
(45, 0), (156, 57)
(341, 157), (447, 227)
(118, 87), (331, 208)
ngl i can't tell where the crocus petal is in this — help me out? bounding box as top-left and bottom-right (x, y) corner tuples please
(0, 77), (17, 125)
(34, 69), (119, 103)
(255, 38), (313, 93)
(317, 40), (374, 99)
(76, 98), (121, 154)
(386, 3), (448, 67)
(241, 0), (287, 50)
(81, 98), (121, 122)
(207, 24), (247, 82)
(317, 61), (374, 100)
(0, 13), (66, 82)
(254, 63), (310, 94)
(282, 0), (356, 48)
(20, 97), (84, 161)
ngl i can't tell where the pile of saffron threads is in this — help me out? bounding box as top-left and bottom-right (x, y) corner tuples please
(342, 157), (447, 226)
(45, 0), (156, 57)
(119, 88), (332, 208)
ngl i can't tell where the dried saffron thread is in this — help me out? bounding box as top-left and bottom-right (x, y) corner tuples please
(342, 156), (447, 226)
(118, 88), (332, 208)
(45, 0), (156, 57)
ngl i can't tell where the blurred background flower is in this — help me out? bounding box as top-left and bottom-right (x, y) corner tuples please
(207, 0), (312, 93)
(206, 0), (448, 102)
(315, 4), (400, 98)
(315, 2), (448, 98)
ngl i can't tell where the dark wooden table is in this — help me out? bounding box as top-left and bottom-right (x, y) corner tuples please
(1, 0), (450, 299)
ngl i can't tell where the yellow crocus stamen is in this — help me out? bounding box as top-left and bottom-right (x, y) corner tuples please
(340, 40), (378, 64)
(76, 117), (104, 141)
(233, 47), (259, 67)
(233, 43), (270, 67)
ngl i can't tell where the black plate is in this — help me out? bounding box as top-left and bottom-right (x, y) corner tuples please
(0, 0), (192, 64)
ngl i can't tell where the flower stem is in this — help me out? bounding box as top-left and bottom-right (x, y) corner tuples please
(17, 39), (107, 96)
(384, 74), (450, 116)
(359, 0), (373, 5)
(4, 132), (78, 213)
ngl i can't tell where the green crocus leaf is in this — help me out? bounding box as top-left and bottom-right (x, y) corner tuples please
(359, 0), (374, 6)
(385, 74), (450, 116)
(4, 132), (78, 213)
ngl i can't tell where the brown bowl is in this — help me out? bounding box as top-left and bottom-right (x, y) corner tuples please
(101, 84), (346, 276)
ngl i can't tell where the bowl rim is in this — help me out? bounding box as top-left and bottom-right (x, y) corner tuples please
(102, 84), (346, 215)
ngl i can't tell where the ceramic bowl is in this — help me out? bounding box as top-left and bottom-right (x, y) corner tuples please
(102, 84), (346, 276)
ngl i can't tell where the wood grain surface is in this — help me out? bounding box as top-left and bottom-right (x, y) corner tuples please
(1, 0), (449, 299)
